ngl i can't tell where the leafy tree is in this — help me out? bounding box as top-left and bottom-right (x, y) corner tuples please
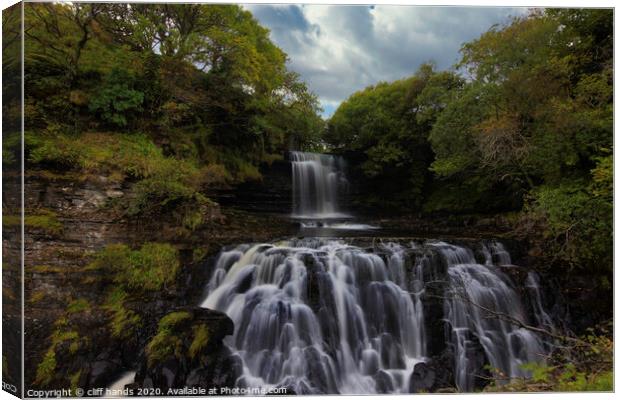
(327, 64), (444, 210)
(88, 68), (144, 128)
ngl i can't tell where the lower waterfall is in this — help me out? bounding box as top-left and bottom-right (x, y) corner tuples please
(201, 239), (552, 394)
(435, 242), (546, 391)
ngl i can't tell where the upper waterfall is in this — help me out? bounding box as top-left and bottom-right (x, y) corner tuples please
(290, 151), (349, 219)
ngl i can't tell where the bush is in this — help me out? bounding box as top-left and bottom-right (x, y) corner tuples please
(88, 68), (144, 128)
(524, 177), (612, 271)
(486, 322), (612, 392)
(27, 131), (214, 229)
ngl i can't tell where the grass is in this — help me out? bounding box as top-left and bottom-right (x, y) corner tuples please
(25, 131), (220, 228)
(35, 349), (57, 386)
(35, 323), (81, 386)
(87, 243), (180, 292)
(3, 209), (63, 235)
(189, 324), (210, 359)
(145, 311), (192, 367)
(67, 298), (90, 314)
(102, 288), (142, 339)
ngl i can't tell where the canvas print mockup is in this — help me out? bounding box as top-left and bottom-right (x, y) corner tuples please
(1, 1), (613, 398)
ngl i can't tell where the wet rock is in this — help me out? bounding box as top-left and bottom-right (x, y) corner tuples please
(133, 307), (238, 391)
(408, 362), (435, 393)
(88, 360), (121, 388)
(426, 351), (455, 392)
(374, 370), (394, 394)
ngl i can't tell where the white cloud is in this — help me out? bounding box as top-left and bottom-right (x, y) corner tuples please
(245, 4), (529, 116)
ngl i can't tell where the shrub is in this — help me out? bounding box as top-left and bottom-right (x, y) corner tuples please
(88, 68), (144, 128)
(487, 322), (613, 392)
(26, 131), (214, 229)
(524, 178), (612, 271)
(35, 319), (82, 386)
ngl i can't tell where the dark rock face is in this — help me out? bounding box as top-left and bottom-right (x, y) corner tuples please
(425, 351), (456, 392)
(212, 159), (292, 214)
(408, 362), (436, 393)
(133, 307), (240, 392)
(4, 171), (295, 390)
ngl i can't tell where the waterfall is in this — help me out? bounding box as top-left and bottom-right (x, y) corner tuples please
(525, 271), (556, 342)
(290, 151), (349, 219)
(202, 239), (425, 394)
(435, 242), (546, 391)
(200, 239), (552, 393)
(107, 371), (136, 397)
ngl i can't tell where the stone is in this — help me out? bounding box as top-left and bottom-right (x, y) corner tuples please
(408, 362), (435, 393)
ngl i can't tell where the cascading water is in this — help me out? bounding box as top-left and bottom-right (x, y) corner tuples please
(290, 151), (349, 219)
(436, 242), (547, 391)
(200, 239), (553, 393)
(202, 239), (425, 394)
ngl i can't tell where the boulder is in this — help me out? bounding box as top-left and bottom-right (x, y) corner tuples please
(408, 362), (435, 393)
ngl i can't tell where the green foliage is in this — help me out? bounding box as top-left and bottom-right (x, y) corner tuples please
(146, 311), (192, 367)
(88, 243), (180, 292)
(28, 131), (165, 178)
(488, 322), (612, 392)
(525, 165), (612, 271)
(428, 9), (611, 269)
(2, 131), (21, 167)
(88, 68), (144, 128)
(26, 131), (213, 227)
(23, 2), (324, 182)
(159, 311), (192, 329)
(189, 324), (210, 359)
(146, 313), (214, 366)
(508, 362), (612, 391)
(519, 362), (556, 383)
(3, 209), (63, 235)
(102, 287), (142, 339)
(126, 158), (208, 219)
(35, 349), (57, 386)
(67, 298), (90, 314)
(35, 318), (83, 386)
(327, 65), (442, 210)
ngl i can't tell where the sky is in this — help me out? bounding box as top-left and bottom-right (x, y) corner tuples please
(243, 4), (529, 117)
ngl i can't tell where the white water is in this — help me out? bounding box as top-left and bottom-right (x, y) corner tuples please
(200, 239), (553, 393)
(202, 239), (425, 394)
(106, 371), (136, 397)
(290, 151), (350, 219)
(435, 242), (546, 391)
(300, 221), (380, 230)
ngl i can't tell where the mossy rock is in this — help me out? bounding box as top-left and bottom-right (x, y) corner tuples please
(136, 306), (236, 390)
(86, 242), (180, 292)
(3, 209), (63, 235)
(145, 308), (231, 367)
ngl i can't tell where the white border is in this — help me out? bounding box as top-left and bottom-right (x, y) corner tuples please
(0, 1), (617, 400)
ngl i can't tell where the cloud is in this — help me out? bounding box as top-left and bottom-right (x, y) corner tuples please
(245, 4), (529, 116)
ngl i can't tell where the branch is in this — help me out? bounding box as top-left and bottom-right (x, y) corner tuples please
(424, 290), (590, 347)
